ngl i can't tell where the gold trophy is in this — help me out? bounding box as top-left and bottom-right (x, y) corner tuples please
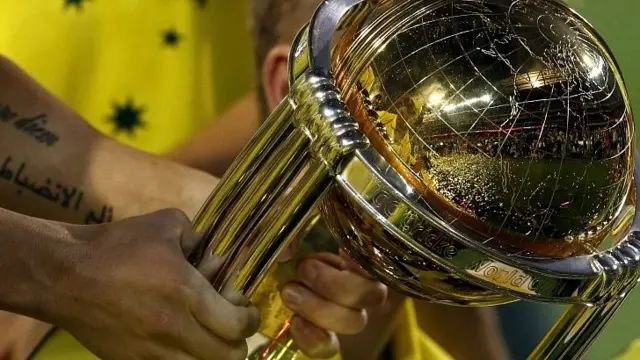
(188, 0), (637, 359)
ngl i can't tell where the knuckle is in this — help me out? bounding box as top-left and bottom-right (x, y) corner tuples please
(333, 309), (367, 335)
(340, 279), (388, 309)
(304, 347), (325, 359)
(159, 208), (190, 232)
(146, 309), (180, 338)
(226, 310), (248, 340)
(302, 334), (340, 359)
(358, 282), (388, 308)
(164, 269), (199, 305)
(163, 207), (187, 220)
(230, 306), (260, 340)
(301, 261), (333, 292)
(175, 279), (197, 302)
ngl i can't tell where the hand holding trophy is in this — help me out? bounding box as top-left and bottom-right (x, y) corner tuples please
(188, 0), (637, 359)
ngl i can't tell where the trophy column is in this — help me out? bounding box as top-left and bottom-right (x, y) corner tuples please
(188, 70), (368, 359)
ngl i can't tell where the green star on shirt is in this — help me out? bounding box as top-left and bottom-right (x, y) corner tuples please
(162, 29), (182, 47)
(108, 99), (146, 135)
(64, 0), (90, 10)
(193, 0), (208, 8)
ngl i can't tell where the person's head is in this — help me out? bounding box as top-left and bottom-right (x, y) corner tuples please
(249, 0), (321, 118)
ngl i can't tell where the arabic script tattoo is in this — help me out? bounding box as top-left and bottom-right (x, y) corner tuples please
(0, 104), (59, 147)
(0, 156), (113, 224)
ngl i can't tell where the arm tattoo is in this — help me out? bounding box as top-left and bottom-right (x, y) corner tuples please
(0, 155), (114, 224)
(0, 104), (60, 147)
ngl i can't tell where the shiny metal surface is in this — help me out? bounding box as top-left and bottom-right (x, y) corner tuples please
(185, 0), (639, 359)
(335, 0), (635, 259)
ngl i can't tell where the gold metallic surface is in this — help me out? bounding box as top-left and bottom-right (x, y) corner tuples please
(321, 187), (515, 305)
(335, 0), (635, 258)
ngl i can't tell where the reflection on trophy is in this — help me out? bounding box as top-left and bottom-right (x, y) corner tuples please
(188, 0), (638, 359)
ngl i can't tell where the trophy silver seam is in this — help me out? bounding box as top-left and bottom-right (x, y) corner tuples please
(291, 71), (369, 171)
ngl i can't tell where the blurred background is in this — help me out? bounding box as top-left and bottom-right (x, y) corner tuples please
(0, 0), (638, 359)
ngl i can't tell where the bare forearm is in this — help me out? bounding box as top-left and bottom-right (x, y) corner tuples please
(0, 55), (221, 359)
(0, 55), (217, 224)
(169, 92), (260, 178)
(0, 208), (73, 320)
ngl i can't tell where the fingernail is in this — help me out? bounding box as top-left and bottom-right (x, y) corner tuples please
(278, 246), (294, 263)
(281, 286), (302, 307)
(278, 241), (299, 263)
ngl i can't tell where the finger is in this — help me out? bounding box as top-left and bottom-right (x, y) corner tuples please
(178, 321), (249, 360)
(197, 253), (251, 307)
(339, 249), (377, 280)
(133, 343), (197, 360)
(195, 253), (225, 282)
(290, 316), (339, 359)
(281, 283), (367, 335)
(144, 208), (195, 255)
(180, 228), (202, 257)
(159, 350), (197, 360)
(297, 258), (388, 309)
(188, 272), (260, 342)
(220, 272), (252, 307)
(306, 251), (377, 281)
(304, 252), (348, 270)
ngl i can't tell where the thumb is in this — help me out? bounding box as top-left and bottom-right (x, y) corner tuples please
(183, 229), (218, 270)
(196, 252), (225, 282)
(180, 227), (203, 255)
(184, 230), (227, 283)
(194, 250), (249, 307)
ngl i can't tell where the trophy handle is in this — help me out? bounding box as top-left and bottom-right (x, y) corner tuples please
(186, 97), (331, 359)
(186, 61), (367, 359)
(188, 98), (332, 295)
(530, 161), (640, 360)
(529, 298), (628, 359)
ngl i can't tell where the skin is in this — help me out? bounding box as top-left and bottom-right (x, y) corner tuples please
(170, 92), (260, 178)
(1, 207), (261, 360)
(171, 42), (511, 360)
(0, 55), (386, 359)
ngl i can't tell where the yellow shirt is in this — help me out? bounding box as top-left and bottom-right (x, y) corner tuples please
(0, 0), (255, 155)
(613, 339), (640, 360)
(0, 1), (449, 359)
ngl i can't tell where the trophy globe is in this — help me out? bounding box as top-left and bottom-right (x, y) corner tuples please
(321, 0), (636, 305)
